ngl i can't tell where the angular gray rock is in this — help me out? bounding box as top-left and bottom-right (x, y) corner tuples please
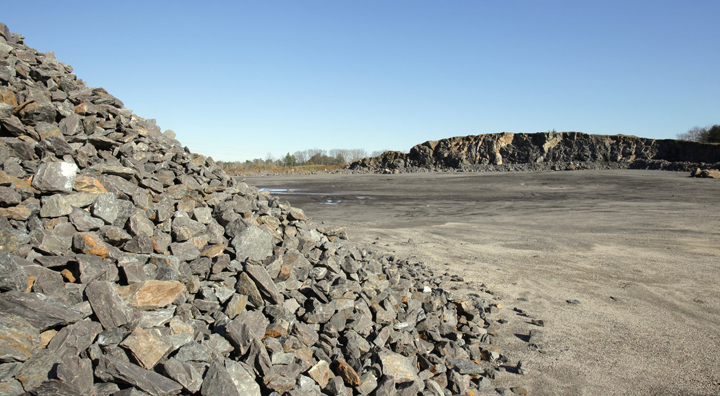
(379, 350), (417, 383)
(169, 241), (200, 262)
(0, 253), (28, 292)
(0, 291), (82, 331)
(225, 309), (269, 355)
(244, 264), (281, 304)
(47, 319), (102, 358)
(95, 357), (183, 396)
(56, 356), (94, 395)
(31, 161), (78, 193)
(163, 358), (202, 393)
(91, 193), (118, 224)
(69, 207), (104, 231)
(224, 359), (261, 396)
(39, 194), (73, 218)
(0, 313), (40, 362)
(200, 362), (240, 396)
(84, 281), (133, 329)
(231, 226), (273, 262)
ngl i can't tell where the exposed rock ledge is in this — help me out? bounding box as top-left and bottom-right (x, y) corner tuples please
(349, 132), (720, 173)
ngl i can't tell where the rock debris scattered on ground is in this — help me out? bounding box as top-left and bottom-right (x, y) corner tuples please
(0, 22), (522, 395)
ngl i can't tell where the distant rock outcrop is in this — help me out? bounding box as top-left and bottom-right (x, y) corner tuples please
(349, 132), (720, 173)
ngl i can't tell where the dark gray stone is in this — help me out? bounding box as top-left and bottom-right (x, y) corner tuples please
(169, 241), (200, 262)
(15, 349), (62, 391)
(0, 187), (21, 207)
(174, 342), (212, 363)
(128, 211), (154, 238)
(102, 226), (132, 245)
(0, 291), (81, 331)
(244, 264), (281, 304)
(225, 310), (268, 355)
(0, 252), (28, 292)
(200, 361), (239, 396)
(47, 319), (102, 358)
(124, 235), (154, 254)
(84, 281), (134, 329)
(69, 207), (104, 231)
(447, 357), (485, 375)
(56, 356), (94, 395)
(163, 358), (202, 393)
(95, 357), (182, 396)
(26, 379), (84, 396)
(77, 254), (114, 284)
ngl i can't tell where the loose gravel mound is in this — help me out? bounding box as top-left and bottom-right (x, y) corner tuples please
(0, 22), (503, 396)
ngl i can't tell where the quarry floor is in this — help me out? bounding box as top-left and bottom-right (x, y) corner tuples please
(244, 169), (720, 396)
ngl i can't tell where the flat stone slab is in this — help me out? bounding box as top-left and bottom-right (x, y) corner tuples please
(0, 313), (40, 362)
(0, 291), (82, 331)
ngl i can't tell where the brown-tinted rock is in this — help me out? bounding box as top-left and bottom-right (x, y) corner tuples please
(308, 360), (334, 389)
(0, 205), (33, 221)
(120, 327), (172, 369)
(119, 280), (185, 310)
(73, 175), (107, 194)
(379, 350), (417, 383)
(73, 232), (110, 258)
(334, 358), (361, 387)
(235, 272), (264, 307)
(0, 313), (40, 362)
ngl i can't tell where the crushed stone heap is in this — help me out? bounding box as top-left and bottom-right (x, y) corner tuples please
(0, 22), (503, 396)
(349, 132), (720, 173)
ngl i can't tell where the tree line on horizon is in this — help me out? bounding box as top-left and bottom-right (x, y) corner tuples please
(677, 124), (720, 143)
(217, 148), (389, 170)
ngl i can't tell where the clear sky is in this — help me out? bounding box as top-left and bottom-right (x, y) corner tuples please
(3, 1), (719, 162)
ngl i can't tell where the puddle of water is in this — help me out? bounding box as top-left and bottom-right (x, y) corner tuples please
(257, 188), (371, 205)
(258, 188), (302, 194)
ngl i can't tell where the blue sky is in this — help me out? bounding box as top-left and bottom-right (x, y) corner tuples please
(4, 1), (719, 161)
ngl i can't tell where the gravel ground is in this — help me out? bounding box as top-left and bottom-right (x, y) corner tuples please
(245, 169), (720, 396)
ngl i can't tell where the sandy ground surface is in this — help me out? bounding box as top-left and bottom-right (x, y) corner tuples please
(244, 170), (720, 396)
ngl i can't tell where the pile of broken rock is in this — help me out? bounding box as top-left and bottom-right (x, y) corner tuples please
(0, 22), (504, 396)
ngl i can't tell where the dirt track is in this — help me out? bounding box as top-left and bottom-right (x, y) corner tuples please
(244, 170), (720, 395)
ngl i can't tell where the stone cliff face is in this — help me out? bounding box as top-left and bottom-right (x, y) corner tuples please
(350, 132), (720, 172)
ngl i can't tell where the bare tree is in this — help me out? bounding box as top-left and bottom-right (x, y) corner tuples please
(677, 126), (706, 142)
(293, 150), (307, 165)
